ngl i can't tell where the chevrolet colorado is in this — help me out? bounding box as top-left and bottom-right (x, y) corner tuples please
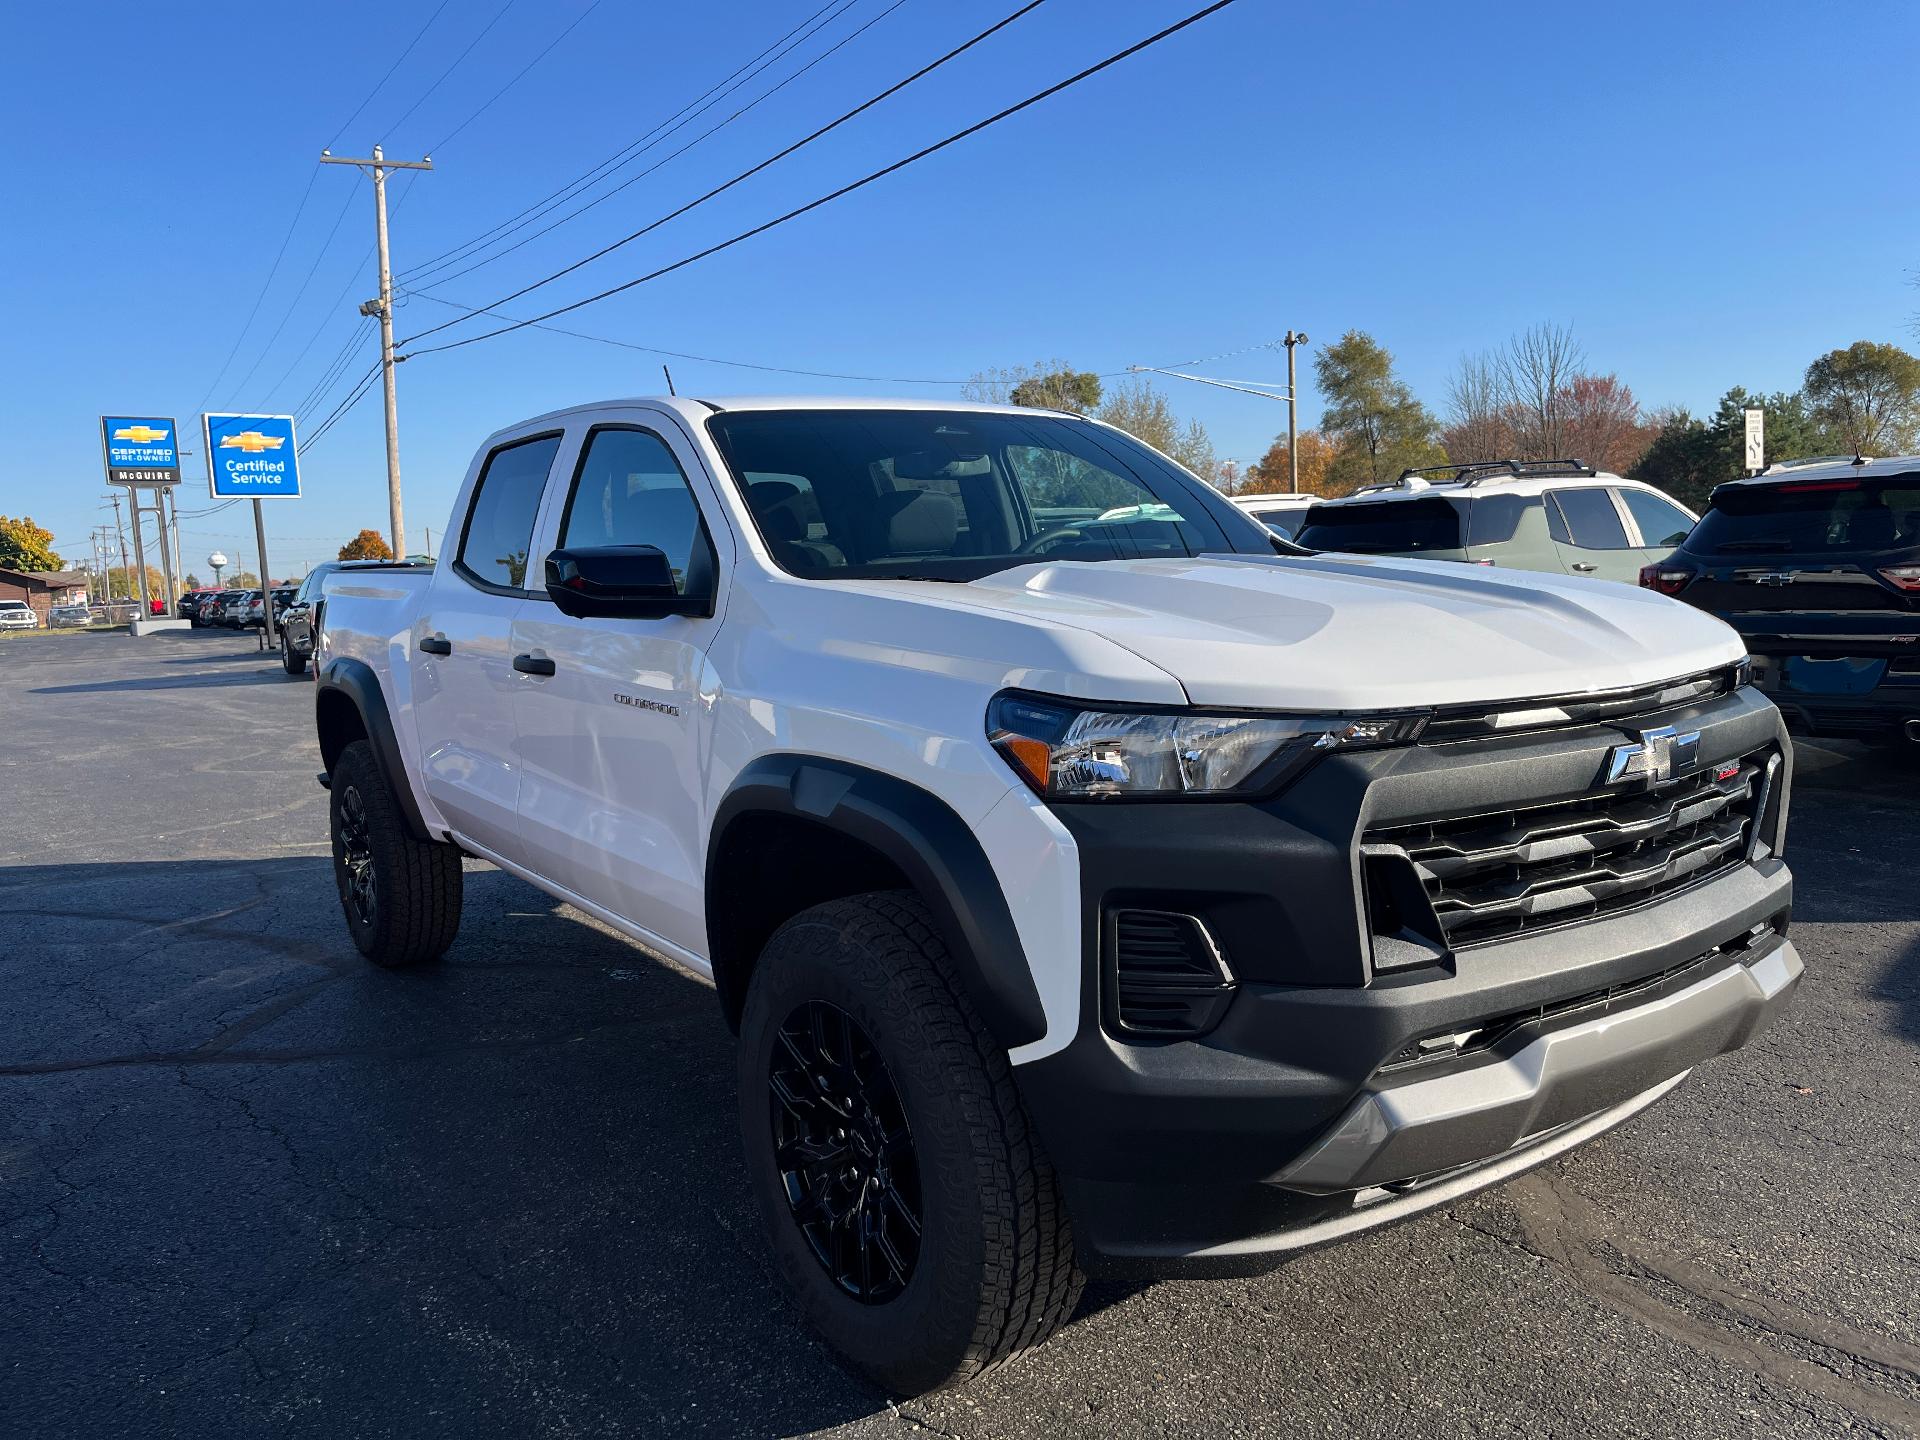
(314, 396), (1800, 1393)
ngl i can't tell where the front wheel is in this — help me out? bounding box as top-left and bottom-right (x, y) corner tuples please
(738, 892), (1082, 1394)
(329, 740), (462, 967)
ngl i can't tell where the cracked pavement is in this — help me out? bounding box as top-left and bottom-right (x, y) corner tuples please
(1, 629), (1916, 1438)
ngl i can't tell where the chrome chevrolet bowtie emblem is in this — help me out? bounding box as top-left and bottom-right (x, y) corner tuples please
(1605, 724), (1701, 785)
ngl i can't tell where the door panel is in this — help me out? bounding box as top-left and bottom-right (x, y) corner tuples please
(1546, 487), (1641, 583)
(512, 421), (730, 957)
(414, 432), (564, 862)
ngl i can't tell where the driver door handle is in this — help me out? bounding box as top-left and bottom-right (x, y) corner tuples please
(419, 634), (452, 655)
(513, 653), (556, 677)
(1570, 562), (1598, 573)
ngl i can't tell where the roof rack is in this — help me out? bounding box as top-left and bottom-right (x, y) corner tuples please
(1389, 459), (1598, 489)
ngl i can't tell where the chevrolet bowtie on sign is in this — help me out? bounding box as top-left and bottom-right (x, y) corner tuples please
(202, 413), (301, 499)
(100, 416), (182, 485)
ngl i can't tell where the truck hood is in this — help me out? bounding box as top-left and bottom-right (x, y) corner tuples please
(937, 553), (1747, 709)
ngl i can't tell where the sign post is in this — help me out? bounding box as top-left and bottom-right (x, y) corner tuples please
(1743, 407), (1765, 476)
(203, 414), (302, 646)
(98, 417), (183, 627)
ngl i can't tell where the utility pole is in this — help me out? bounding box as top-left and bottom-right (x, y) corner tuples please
(320, 144), (432, 561)
(108, 491), (141, 611)
(1283, 331), (1309, 493)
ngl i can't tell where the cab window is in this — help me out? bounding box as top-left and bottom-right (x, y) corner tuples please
(1619, 488), (1694, 548)
(559, 427), (712, 594)
(457, 434), (562, 591)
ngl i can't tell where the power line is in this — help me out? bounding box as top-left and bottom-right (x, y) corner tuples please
(328, 0), (456, 147)
(403, 0), (915, 297)
(223, 183), (359, 408)
(395, 0), (849, 283)
(382, 0), (519, 142)
(400, 0), (1048, 344)
(427, 0), (607, 153)
(299, 361), (386, 455)
(409, 291), (970, 382)
(400, 0), (1241, 362)
(194, 166), (320, 412)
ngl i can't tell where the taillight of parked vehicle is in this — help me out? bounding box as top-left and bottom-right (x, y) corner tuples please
(1878, 565), (1920, 592)
(1639, 564), (1694, 595)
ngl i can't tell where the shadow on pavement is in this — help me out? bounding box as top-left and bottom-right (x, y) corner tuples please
(29, 668), (289, 694)
(0, 857), (897, 1436)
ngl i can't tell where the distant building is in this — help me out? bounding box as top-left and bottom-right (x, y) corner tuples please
(0, 568), (89, 621)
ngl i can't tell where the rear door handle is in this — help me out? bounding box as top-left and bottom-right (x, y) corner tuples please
(513, 652), (556, 676)
(419, 634), (452, 655)
(1571, 562), (1598, 573)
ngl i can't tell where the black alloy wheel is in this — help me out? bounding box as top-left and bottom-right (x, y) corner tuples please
(336, 783), (377, 928)
(769, 1001), (922, 1304)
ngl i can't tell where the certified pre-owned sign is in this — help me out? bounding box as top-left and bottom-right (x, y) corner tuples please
(203, 413), (301, 499)
(100, 416), (182, 485)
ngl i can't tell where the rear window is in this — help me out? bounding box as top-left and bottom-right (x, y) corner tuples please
(1296, 498), (1462, 553)
(1245, 506), (1306, 538)
(1689, 480), (1920, 555)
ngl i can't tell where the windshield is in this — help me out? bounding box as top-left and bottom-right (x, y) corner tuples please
(1689, 479), (1920, 555)
(1295, 497), (1464, 553)
(705, 409), (1258, 581)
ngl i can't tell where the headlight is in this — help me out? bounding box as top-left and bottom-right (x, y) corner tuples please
(987, 693), (1426, 800)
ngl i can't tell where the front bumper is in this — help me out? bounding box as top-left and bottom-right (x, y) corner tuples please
(1011, 684), (1800, 1271)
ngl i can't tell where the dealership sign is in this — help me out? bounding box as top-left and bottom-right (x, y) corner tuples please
(100, 416), (182, 485)
(203, 413), (301, 499)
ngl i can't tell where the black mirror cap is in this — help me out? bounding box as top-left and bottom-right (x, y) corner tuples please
(544, 545), (714, 620)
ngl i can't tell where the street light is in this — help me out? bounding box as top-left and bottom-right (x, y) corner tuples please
(1283, 331), (1309, 493)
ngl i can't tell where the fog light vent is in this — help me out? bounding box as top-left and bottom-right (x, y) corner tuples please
(1107, 909), (1236, 1038)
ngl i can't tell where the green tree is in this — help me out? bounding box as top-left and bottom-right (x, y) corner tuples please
(1632, 388), (1845, 511)
(1803, 341), (1920, 454)
(224, 571), (260, 589)
(339, 529), (395, 561)
(1630, 409), (1718, 510)
(183, 572), (203, 590)
(1009, 368), (1103, 413)
(0, 515), (62, 571)
(1313, 330), (1445, 493)
(102, 565), (166, 601)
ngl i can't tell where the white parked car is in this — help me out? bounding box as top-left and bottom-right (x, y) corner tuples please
(1231, 491), (1318, 538)
(1294, 460), (1699, 584)
(0, 600), (40, 629)
(316, 397), (1798, 1392)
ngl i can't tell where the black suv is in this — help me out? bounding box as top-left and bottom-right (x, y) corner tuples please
(1642, 456), (1920, 746)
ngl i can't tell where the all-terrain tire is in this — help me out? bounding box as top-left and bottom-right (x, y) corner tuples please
(329, 740), (462, 967)
(738, 891), (1083, 1394)
(281, 633), (308, 675)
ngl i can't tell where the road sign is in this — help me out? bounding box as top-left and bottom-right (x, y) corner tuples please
(1743, 407), (1765, 473)
(101, 416), (182, 485)
(203, 413), (301, 499)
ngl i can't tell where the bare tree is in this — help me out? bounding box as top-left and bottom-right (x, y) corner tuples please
(1442, 351), (1513, 463)
(1498, 323), (1586, 460)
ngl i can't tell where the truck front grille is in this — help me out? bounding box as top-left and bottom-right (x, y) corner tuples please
(1369, 750), (1770, 947)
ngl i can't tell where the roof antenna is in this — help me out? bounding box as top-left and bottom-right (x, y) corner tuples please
(662, 364), (676, 396)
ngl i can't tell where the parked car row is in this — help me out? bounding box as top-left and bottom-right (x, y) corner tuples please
(1249, 453), (1920, 753)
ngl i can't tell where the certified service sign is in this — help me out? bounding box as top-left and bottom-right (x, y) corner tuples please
(203, 413), (301, 499)
(101, 416), (182, 485)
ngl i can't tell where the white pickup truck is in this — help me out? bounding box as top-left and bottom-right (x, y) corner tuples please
(317, 395), (1800, 1392)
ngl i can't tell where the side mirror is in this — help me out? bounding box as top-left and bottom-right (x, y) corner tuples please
(545, 545), (713, 620)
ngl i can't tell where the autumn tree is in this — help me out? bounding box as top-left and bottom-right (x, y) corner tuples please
(1497, 323), (1585, 460)
(102, 565), (167, 601)
(1803, 341), (1920, 454)
(1244, 430), (1334, 494)
(1560, 374), (1657, 474)
(0, 515), (62, 572)
(339, 529), (395, 561)
(1313, 331), (1445, 493)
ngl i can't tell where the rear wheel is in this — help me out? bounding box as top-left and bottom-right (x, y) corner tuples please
(738, 892), (1082, 1394)
(329, 740), (462, 967)
(281, 632), (307, 675)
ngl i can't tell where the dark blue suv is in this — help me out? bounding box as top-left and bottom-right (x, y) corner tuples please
(1642, 457), (1920, 747)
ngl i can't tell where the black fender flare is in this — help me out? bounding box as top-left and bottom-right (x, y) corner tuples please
(707, 755), (1047, 1052)
(315, 657), (432, 841)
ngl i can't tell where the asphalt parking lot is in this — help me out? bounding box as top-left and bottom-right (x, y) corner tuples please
(2, 628), (1916, 1439)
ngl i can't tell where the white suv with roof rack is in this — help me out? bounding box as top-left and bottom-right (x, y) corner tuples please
(1293, 460), (1700, 584)
(1230, 492), (1318, 538)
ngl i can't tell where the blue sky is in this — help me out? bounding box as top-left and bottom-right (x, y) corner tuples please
(3, 0), (1916, 578)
